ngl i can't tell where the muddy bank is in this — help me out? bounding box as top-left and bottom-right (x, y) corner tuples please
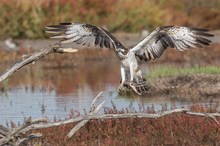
(148, 74), (220, 100)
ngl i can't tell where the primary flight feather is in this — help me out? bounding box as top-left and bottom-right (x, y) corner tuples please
(46, 22), (214, 95)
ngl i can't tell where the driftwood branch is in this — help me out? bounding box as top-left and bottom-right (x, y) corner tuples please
(0, 117), (47, 146)
(0, 43), (78, 83)
(20, 108), (220, 138)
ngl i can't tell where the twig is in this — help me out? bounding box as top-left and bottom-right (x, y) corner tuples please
(67, 92), (105, 138)
(91, 91), (103, 109)
(67, 101), (105, 138)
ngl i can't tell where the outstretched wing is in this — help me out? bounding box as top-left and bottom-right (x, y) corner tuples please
(45, 22), (127, 54)
(132, 26), (214, 61)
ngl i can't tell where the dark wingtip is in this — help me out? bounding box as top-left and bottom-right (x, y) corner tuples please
(196, 37), (212, 45)
(195, 31), (215, 37)
(59, 22), (73, 26)
(45, 25), (65, 30)
(210, 34), (215, 37)
(45, 22), (75, 30)
(191, 27), (209, 32)
(191, 27), (214, 38)
(159, 25), (174, 30)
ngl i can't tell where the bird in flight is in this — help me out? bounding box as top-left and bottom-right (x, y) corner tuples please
(45, 22), (214, 95)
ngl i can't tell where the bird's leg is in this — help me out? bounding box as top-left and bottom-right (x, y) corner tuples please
(118, 66), (128, 92)
(129, 63), (134, 83)
(120, 66), (126, 85)
(127, 63), (142, 95)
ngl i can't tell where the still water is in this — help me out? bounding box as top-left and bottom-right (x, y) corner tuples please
(0, 51), (193, 126)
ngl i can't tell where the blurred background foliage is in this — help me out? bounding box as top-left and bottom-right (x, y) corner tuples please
(0, 0), (220, 39)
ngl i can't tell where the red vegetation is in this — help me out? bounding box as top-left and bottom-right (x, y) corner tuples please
(27, 104), (220, 145)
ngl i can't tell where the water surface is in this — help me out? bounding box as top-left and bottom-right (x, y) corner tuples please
(0, 49), (213, 126)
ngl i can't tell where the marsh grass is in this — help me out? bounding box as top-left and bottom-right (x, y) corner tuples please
(146, 65), (220, 82)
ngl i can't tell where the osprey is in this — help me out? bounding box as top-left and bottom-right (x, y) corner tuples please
(45, 23), (214, 95)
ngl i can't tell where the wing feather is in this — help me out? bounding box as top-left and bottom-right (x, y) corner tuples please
(133, 26), (214, 61)
(45, 22), (127, 55)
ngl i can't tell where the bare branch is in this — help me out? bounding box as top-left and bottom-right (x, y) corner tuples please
(0, 48), (52, 83)
(21, 109), (220, 132)
(186, 111), (220, 124)
(0, 117), (47, 146)
(0, 44), (78, 83)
